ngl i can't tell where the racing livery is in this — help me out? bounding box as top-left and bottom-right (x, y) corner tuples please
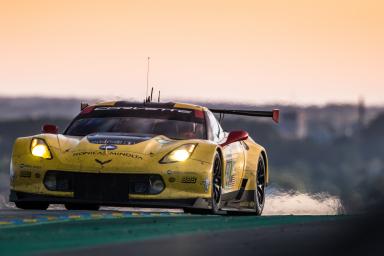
(9, 101), (279, 215)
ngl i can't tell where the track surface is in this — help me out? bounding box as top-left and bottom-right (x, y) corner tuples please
(47, 218), (361, 256)
(0, 209), (380, 256)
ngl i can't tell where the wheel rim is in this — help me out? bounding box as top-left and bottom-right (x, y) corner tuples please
(213, 155), (222, 205)
(256, 158), (265, 206)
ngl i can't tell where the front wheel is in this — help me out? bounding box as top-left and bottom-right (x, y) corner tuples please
(254, 156), (266, 215)
(15, 202), (49, 210)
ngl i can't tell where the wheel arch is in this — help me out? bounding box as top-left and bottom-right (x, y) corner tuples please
(216, 146), (224, 162)
(260, 150), (269, 186)
(215, 146), (225, 174)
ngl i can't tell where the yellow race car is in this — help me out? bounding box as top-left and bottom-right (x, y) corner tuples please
(9, 101), (279, 215)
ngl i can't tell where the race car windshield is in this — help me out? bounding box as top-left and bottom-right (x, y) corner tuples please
(64, 107), (206, 140)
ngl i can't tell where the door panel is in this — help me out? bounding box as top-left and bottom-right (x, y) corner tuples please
(222, 141), (245, 195)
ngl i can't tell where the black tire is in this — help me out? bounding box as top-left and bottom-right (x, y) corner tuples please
(64, 203), (100, 211)
(254, 156), (266, 215)
(184, 152), (223, 215)
(211, 152), (223, 214)
(15, 202), (49, 210)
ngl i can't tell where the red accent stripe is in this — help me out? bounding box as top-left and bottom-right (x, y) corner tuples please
(194, 110), (205, 119)
(272, 109), (279, 123)
(81, 106), (95, 114)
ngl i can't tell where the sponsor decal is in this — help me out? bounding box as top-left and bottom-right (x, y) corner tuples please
(99, 144), (118, 151)
(73, 151), (143, 160)
(225, 160), (236, 189)
(181, 176), (197, 184)
(18, 163), (41, 169)
(88, 134), (151, 145)
(94, 106), (192, 114)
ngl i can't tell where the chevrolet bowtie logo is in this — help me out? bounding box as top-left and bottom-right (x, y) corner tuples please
(95, 159), (112, 167)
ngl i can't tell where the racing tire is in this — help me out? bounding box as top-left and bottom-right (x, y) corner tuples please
(211, 152), (223, 214)
(254, 156), (266, 215)
(64, 203), (100, 211)
(183, 152), (223, 215)
(15, 202), (49, 210)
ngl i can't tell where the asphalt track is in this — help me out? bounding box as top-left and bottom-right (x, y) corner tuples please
(0, 209), (381, 256)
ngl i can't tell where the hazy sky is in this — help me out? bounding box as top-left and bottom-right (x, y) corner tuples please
(0, 0), (383, 105)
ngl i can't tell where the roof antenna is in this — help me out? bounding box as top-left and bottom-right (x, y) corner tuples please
(158, 90), (161, 103)
(150, 87), (154, 102)
(145, 56), (150, 102)
(80, 102), (89, 110)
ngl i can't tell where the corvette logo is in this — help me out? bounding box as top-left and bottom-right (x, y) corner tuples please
(95, 159), (112, 167)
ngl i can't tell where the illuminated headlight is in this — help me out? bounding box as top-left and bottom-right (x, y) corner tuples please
(160, 144), (197, 163)
(31, 138), (52, 159)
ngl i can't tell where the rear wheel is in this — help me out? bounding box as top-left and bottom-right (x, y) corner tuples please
(64, 203), (100, 211)
(211, 152), (222, 214)
(15, 202), (49, 210)
(254, 156), (266, 215)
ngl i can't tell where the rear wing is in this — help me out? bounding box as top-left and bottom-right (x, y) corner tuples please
(210, 108), (280, 123)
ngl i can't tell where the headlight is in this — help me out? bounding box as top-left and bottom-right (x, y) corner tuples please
(160, 144), (197, 163)
(31, 138), (52, 159)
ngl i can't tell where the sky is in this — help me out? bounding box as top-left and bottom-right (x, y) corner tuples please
(0, 0), (383, 105)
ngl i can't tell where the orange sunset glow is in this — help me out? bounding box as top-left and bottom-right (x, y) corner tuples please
(0, 0), (383, 105)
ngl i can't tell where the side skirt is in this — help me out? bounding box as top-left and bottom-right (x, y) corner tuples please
(220, 189), (255, 211)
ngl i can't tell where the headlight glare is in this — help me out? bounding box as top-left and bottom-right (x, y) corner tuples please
(31, 138), (52, 159)
(160, 144), (196, 163)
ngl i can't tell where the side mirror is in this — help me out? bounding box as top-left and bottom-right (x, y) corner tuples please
(220, 130), (249, 147)
(42, 124), (59, 134)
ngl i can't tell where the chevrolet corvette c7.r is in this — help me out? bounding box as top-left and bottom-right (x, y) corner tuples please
(9, 101), (279, 215)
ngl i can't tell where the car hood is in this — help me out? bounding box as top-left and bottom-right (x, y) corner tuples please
(31, 133), (189, 171)
(16, 132), (215, 172)
(55, 133), (178, 156)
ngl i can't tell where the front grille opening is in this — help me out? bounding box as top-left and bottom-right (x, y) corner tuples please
(43, 171), (164, 199)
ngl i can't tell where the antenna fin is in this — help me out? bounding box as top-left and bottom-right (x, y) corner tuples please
(145, 57), (150, 102)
